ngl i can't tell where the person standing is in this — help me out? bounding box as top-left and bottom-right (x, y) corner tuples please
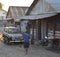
(23, 31), (30, 55)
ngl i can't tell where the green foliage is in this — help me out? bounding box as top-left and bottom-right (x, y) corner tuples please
(0, 2), (3, 9)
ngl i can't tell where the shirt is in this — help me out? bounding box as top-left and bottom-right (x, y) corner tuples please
(23, 33), (30, 43)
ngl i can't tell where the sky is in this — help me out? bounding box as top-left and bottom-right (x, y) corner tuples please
(0, 0), (34, 11)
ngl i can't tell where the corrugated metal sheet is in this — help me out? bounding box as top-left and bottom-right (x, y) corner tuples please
(6, 6), (29, 20)
(27, 0), (56, 15)
(46, 0), (60, 12)
(24, 0), (58, 20)
(20, 13), (57, 20)
(46, 0), (60, 3)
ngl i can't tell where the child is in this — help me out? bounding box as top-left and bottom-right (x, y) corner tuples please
(23, 31), (30, 55)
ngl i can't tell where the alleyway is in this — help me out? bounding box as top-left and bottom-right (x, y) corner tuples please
(0, 41), (60, 57)
(0, 31), (60, 57)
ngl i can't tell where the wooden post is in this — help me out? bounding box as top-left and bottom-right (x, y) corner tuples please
(53, 21), (56, 39)
(31, 21), (35, 44)
(38, 20), (41, 40)
(46, 19), (48, 38)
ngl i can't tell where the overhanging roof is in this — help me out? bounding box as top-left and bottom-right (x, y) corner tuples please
(20, 13), (57, 20)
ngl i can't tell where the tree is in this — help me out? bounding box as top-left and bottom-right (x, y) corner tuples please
(0, 2), (3, 9)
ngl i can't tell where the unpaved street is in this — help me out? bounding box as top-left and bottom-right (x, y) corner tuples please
(0, 41), (60, 57)
(0, 31), (60, 57)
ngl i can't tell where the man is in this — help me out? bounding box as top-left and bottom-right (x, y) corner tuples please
(23, 31), (30, 55)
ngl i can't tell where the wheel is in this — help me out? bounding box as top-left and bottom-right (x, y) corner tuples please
(4, 37), (10, 44)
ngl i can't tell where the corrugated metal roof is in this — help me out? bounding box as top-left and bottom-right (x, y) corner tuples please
(6, 6), (29, 19)
(46, 0), (60, 12)
(46, 0), (60, 3)
(21, 0), (59, 20)
(20, 13), (57, 20)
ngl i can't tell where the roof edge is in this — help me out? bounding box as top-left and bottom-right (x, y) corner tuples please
(9, 6), (29, 8)
(26, 0), (39, 15)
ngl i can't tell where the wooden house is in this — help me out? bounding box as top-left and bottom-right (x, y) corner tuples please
(6, 6), (28, 24)
(20, 0), (60, 44)
(6, 6), (29, 32)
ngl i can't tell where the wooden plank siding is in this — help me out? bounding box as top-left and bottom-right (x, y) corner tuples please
(47, 19), (55, 39)
(30, 20), (35, 44)
(24, 0), (59, 44)
(38, 20), (41, 40)
(41, 19), (47, 39)
(47, 14), (60, 39)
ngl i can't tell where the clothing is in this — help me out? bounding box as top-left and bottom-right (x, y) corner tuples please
(23, 33), (30, 48)
(24, 42), (29, 48)
(23, 33), (30, 43)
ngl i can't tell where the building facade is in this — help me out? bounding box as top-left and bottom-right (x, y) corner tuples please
(20, 0), (60, 44)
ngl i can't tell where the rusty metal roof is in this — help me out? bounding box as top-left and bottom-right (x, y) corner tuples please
(6, 6), (29, 19)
